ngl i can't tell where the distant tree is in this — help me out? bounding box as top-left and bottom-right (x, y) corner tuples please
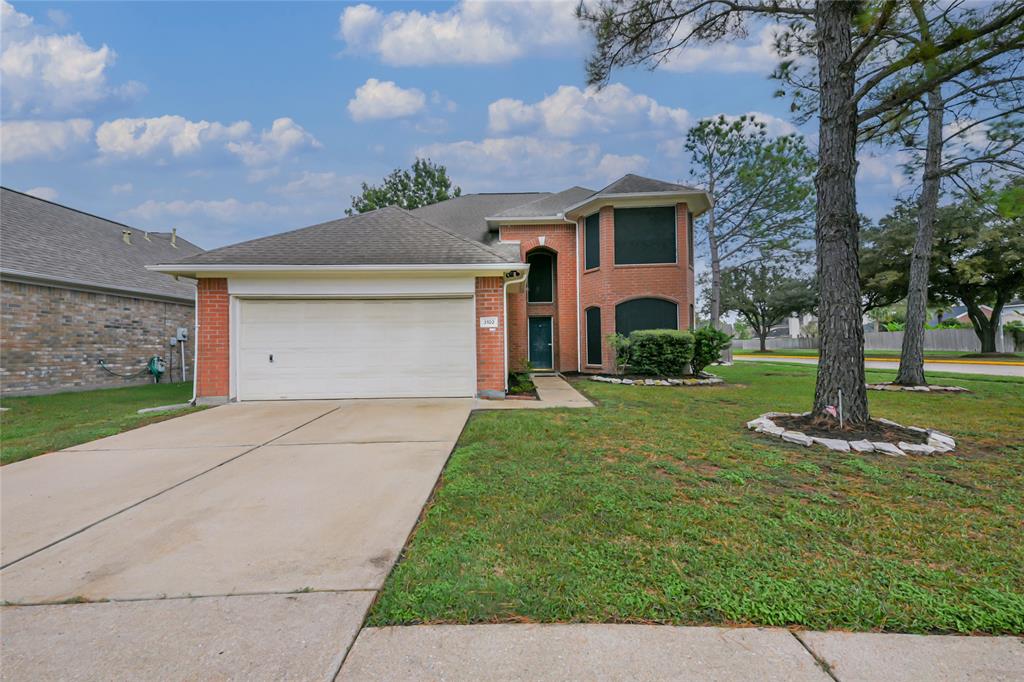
(685, 115), (815, 327)
(718, 261), (817, 352)
(348, 158), (461, 215)
(859, 206), (918, 315)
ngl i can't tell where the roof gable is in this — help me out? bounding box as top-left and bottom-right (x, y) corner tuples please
(595, 174), (701, 196)
(492, 186), (596, 219)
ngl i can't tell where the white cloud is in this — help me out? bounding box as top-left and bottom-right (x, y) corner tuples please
(943, 118), (989, 150)
(338, 1), (582, 66)
(122, 197), (288, 224)
(25, 186), (58, 201)
(226, 117), (321, 166)
(858, 150), (910, 190)
(595, 153), (649, 181)
(271, 171), (359, 197)
(417, 136), (599, 189)
(348, 78), (427, 122)
(0, 118), (93, 162)
(488, 84), (689, 138)
(96, 115), (251, 159)
(662, 24), (789, 74)
(111, 182), (133, 194)
(0, 1), (141, 114)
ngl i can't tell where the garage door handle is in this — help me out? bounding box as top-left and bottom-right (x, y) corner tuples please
(269, 354), (274, 363)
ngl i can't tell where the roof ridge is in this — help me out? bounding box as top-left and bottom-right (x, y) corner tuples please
(394, 206), (516, 263)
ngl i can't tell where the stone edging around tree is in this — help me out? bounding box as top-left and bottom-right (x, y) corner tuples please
(866, 383), (970, 393)
(746, 413), (956, 456)
(589, 375), (725, 387)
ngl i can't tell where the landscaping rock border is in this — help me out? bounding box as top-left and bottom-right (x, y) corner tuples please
(866, 383), (970, 393)
(590, 375), (725, 387)
(746, 412), (956, 456)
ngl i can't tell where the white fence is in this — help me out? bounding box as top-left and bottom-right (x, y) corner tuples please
(732, 328), (1018, 352)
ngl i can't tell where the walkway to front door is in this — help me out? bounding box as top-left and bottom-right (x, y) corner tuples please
(529, 316), (553, 369)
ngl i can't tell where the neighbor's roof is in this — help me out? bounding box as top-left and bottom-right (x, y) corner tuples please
(410, 192), (547, 243)
(0, 187), (203, 302)
(167, 205), (519, 268)
(491, 186), (596, 219)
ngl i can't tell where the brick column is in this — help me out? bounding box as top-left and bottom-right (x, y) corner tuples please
(475, 276), (505, 398)
(196, 277), (229, 400)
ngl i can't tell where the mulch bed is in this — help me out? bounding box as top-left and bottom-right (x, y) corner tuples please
(772, 414), (928, 445)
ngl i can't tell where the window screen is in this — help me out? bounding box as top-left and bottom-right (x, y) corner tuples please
(585, 213), (600, 269)
(586, 307), (602, 365)
(687, 211), (695, 266)
(615, 298), (678, 336)
(614, 206), (676, 265)
(527, 251), (553, 303)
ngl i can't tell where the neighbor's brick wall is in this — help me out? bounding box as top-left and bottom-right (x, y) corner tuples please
(475, 276), (505, 396)
(579, 202), (695, 373)
(499, 224), (579, 373)
(196, 277), (230, 399)
(0, 280), (194, 396)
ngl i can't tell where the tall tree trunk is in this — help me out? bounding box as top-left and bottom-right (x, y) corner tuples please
(896, 86), (944, 386)
(759, 332), (768, 352)
(706, 175), (722, 328)
(812, 2), (869, 424)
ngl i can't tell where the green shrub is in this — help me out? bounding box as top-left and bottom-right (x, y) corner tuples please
(627, 329), (695, 376)
(607, 333), (633, 373)
(692, 325), (733, 375)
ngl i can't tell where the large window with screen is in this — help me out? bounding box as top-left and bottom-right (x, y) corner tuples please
(527, 251), (553, 303)
(586, 307), (602, 365)
(614, 206), (676, 265)
(584, 213), (600, 269)
(615, 298), (678, 336)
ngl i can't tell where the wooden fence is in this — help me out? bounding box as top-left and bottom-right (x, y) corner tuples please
(732, 328), (1018, 352)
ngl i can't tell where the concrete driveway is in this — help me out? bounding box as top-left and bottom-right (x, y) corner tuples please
(1, 398), (471, 681)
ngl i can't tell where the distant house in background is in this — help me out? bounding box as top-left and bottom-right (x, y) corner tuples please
(1, 187), (203, 396)
(934, 302), (1024, 327)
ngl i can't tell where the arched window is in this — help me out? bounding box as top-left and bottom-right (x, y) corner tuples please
(527, 251), (553, 303)
(615, 298), (678, 336)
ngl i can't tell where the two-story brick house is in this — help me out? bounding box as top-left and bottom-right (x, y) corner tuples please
(153, 174), (710, 402)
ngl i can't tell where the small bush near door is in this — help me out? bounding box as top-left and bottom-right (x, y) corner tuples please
(619, 329), (695, 376)
(691, 325), (733, 375)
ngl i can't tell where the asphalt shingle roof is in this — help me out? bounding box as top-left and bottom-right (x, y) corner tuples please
(593, 174), (701, 196)
(0, 187), (203, 302)
(172, 206), (517, 267)
(410, 192), (547, 242)
(492, 186), (596, 218)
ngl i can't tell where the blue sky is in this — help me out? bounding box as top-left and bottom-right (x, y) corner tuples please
(1, 1), (910, 251)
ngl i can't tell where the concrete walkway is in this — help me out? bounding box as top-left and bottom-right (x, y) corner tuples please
(339, 624), (1023, 681)
(735, 354), (1024, 377)
(1, 398), (472, 680)
(475, 374), (593, 410)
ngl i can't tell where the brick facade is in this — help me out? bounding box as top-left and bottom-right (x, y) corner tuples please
(474, 276), (505, 397)
(501, 202), (695, 376)
(0, 280), (194, 396)
(195, 277), (230, 400)
(499, 224), (580, 373)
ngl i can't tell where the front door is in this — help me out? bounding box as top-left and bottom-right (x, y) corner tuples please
(528, 316), (553, 369)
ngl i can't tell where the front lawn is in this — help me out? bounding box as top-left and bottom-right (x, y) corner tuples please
(1, 382), (202, 465)
(370, 363), (1024, 634)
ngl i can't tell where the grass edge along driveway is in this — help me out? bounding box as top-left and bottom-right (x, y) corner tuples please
(369, 363), (1024, 634)
(1, 382), (202, 465)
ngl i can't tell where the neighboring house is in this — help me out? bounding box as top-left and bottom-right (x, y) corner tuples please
(153, 174), (709, 402)
(934, 302), (1024, 326)
(0, 187), (203, 396)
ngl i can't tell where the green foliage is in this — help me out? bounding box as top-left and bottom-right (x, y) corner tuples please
(1006, 321), (1024, 351)
(691, 325), (733, 375)
(732, 320), (753, 340)
(606, 333), (633, 374)
(627, 329), (696, 376)
(719, 260), (817, 346)
(348, 158), (461, 215)
(508, 371), (536, 395)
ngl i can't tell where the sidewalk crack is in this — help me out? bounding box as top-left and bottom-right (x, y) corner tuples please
(791, 631), (840, 682)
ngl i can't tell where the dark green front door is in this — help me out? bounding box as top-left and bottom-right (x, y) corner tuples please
(529, 316), (553, 369)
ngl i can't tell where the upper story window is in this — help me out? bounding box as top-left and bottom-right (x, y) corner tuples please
(584, 213), (600, 270)
(527, 251), (554, 303)
(614, 206), (676, 265)
(687, 210), (695, 267)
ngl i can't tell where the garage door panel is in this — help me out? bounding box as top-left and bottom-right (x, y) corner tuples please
(237, 298), (476, 400)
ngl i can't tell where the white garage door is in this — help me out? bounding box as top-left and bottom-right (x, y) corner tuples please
(237, 298), (476, 400)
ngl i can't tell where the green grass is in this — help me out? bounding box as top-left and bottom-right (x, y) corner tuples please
(1, 382), (202, 465)
(369, 363), (1024, 634)
(733, 348), (1023, 360)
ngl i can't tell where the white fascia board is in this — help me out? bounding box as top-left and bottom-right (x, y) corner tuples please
(564, 190), (713, 219)
(147, 263), (527, 277)
(485, 215), (575, 225)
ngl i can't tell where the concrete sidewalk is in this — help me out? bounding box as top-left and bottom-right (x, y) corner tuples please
(339, 624), (1024, 681)
(475, 374), (593, 410)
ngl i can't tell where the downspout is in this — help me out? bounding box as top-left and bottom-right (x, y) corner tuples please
(190, 279), (199, 405)
(575, 217), (582, 372)
(503, 269), (529, 392)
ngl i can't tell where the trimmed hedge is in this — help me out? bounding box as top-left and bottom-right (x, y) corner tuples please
(691, 325), (733, 375)
(627, 329), (695, 376)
